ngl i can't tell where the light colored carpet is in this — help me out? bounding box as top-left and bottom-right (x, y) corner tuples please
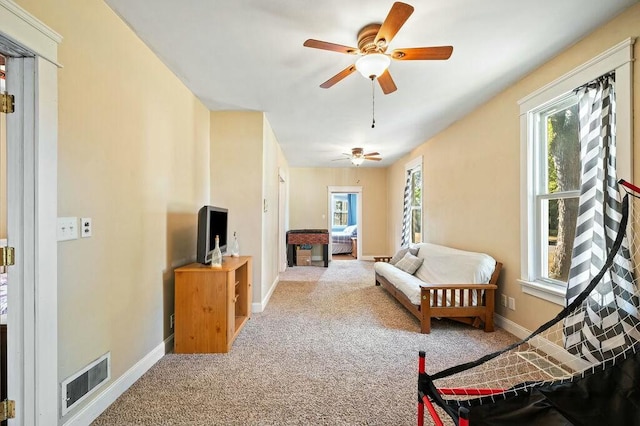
(92, 260), (518, 425)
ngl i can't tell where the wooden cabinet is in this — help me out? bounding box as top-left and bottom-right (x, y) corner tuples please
(174, 256), (252, 353)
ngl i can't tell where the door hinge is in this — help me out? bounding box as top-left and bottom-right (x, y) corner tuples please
(0, 400), (15, 421)
(0, 246), (15, 267)
(1, 92), (15, 114)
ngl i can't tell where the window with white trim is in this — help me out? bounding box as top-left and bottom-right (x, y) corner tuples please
(518, 39), (634, 305)
(535, 94), (580, 284)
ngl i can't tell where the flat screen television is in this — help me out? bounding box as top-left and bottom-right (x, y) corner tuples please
(196, 205), (228, 264)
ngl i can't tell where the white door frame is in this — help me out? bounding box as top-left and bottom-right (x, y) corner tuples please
(1, 1), (61, 423)
(327, 186), (362, 260)
(278, 168), (287, 272)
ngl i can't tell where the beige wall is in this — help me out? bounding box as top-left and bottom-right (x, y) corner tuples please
(15, 0), (211, 421)
(262, 119), (288, 296)
(210, 111), (263, 303)
(289, 167), (388, 257)
(210, 111), (288, 307)
(387, 4), (640, 332)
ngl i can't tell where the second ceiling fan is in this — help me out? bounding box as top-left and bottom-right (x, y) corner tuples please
(303, 2), (453, 94)
(334, 148), (382, 166)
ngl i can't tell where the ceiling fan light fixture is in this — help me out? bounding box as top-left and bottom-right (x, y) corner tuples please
(355, 53), (390, 79)
(351, 156), (365, 166)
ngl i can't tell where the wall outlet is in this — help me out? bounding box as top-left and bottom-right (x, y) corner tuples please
(501, 294), (508, 307)
(508, 297), (516, 311)
(81, 217), (92, 238)
(170, 314), (175, 329)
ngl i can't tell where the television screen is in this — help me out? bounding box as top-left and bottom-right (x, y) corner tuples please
(196, 205), (228, 264)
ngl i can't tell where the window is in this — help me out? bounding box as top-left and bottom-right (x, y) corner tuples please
(405, 157), (423, 245)
(535, 95), (580, 284)
(410, 167), (422, 244)
(519, 39), (633, 305)
(332, 197), (348, 227)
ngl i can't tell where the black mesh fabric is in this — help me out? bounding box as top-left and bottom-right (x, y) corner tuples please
(419, 192), (640, 426)
(444, 351), (640, 425)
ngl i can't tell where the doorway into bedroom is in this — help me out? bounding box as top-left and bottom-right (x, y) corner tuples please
(0, 53), (8, 411)
(328, 186), (362, 261)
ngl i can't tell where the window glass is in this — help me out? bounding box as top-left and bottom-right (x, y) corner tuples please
(410, 167), (422, 244)
(544, 197), (579, 282)
(411, 209), (422, 244)
(544, 102), (581, 194)
(536, 97), (580, 283)
(332, 198), (348, 227)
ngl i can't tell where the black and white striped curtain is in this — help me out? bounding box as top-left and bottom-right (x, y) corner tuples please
(401, 170), (412, 247)
(563, 73), (640, 362)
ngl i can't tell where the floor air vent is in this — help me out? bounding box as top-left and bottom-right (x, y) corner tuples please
(61, 352), (110, 415)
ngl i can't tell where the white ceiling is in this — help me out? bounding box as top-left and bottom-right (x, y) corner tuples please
(105, 0), (637, 167)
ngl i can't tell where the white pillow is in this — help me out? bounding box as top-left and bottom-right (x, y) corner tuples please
(395, 252), (424, 275)
(389, 247), (419, 265)
(343, 225), (357, 235)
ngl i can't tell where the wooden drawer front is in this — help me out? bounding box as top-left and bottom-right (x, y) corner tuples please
(288, 233), (329, 244)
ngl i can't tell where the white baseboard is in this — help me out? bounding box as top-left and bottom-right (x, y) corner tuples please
(62, 334), (173, 425)
(494, 314), (531, 339)
(494, 314), (592, 372)
(252, 275), (279, 313)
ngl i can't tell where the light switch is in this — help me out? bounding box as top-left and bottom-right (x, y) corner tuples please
(57, 217), (78, 241)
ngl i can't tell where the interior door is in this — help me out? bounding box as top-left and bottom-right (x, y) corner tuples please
(0, 53), (8, 424)
(328, 186), (363, 261)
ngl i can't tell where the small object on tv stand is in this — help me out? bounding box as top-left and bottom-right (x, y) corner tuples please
(230, 231), (240, 257)
(210, 235), (223, 268)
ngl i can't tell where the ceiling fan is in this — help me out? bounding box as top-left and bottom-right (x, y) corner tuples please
(303, 2), (453, 94)
(334, 148), (382, 166)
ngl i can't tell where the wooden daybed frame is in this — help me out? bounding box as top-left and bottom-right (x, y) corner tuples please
(374, 256), (502, 333)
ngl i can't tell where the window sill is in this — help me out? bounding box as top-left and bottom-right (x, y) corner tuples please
(518, 279), (566, 306)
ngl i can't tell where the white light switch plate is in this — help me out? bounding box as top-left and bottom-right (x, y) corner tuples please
(57, 217), (78, 241)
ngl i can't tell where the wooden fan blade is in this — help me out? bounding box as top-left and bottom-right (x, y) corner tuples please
(375, 2), (414, 47)
(364, 157), (382, 161)
(303, 39), (358, 55)
(377, 69), (397, 95)
(320, 64), (356, 89)
(391, 46), (453, 61)
(363, 152), (380, 157)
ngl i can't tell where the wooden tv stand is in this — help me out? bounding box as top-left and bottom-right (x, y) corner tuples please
(174, 256), (252, 353)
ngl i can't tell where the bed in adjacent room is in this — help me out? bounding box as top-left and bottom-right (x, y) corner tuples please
(331, 224), (357, 254)
(1, 269), (6, 400)
(1, 270), (6, 325)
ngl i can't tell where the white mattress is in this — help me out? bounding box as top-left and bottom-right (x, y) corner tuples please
(375, 261), (426, 304)
(413, 243), (496, 286)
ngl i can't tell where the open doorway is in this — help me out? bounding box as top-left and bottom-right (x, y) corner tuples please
(0, 8), (61, 420)
(327, 186), (362, 261)
(0, 53), (7, 416)
(278, 168), (287, 272)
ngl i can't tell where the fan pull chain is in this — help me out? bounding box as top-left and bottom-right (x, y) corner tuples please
(371, 77), (376, 128)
